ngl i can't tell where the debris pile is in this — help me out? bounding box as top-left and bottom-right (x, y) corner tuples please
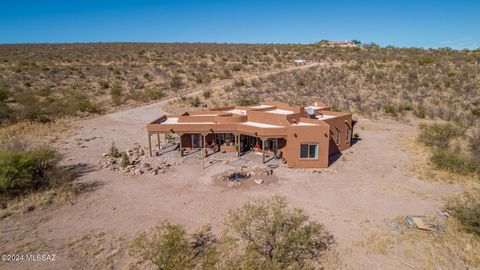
(217, 164), (273, 187)
(99, 144), (178, 176)
(388, 211), (449, 233)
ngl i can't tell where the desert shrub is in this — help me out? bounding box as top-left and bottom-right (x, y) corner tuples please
(224, 196), (335, 269)
(399, 101), (412, 111)
(472, 106), (480, 118)
(99, 80), (109, 89)
(0, 146), (62, 196)
(14, 93), (44, 121)
(109, 142), (120, 158)
(430, 149), (478, 175)
(130, 223), (217, 270)
(231, 63), (242, 72)
(414, 104), (427, 118)
(222, 68), (231, 79)
(417, 56), (436, 65)
(0, 88), (9, 102)
(202, 90), (211, 99)
(120, 152), (130, 168)
(144, 73), (153, 82)
(236, 97), (258, 106)
(0, 102), (12, 123)
(144, 88), (165, 101)
(233, 78), (245, 87)
(110, 85), (122, 105)
(383, 103), (397, 115)
(74, 98), (100, 114)
(190, 96), (201, 107)
(418, 123), (464, 149)
(169, 75), (183, 89)
(446, 191), (480, 236)
(469, 131), (480, 163)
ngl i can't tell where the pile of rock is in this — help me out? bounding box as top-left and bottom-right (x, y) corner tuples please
(217, 164), (273, 187)
(99, 144), (178, 176)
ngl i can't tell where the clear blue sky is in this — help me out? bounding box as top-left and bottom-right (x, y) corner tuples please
(1, 0), (479, 49)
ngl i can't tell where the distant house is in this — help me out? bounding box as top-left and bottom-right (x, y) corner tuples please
(293, 59), (306, 65)
(147, 101), (356, 168)
(319, 40), (359, 48)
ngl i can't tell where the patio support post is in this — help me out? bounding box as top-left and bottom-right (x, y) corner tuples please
(236, 134), (240, 156)
(148, 132), (152, 157)
(157, 133), (161, 149)
(202, 133), (207, 169)
(261, 137), (266, 163)
(179, 134), (183, 157)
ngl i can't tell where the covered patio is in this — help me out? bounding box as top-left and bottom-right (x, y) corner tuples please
(147, 131), (286, 167)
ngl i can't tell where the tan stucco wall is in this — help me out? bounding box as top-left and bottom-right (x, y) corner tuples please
(285, 124), (330, 168)
(321, 113), (353, 155)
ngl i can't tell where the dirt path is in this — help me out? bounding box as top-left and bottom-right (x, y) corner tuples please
(0, 62), (463, 270)
(107, 62), (322, 123)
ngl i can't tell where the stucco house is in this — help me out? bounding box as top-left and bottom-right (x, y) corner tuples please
(147, 101), (355, 168)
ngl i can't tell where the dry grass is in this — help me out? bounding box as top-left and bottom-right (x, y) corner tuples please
(0, 183), (83, 218)
(355, 217), (480, 269)
(401, 132), (479, 188)
(0, 119), (76, 146)
(65, 231), (131, 270)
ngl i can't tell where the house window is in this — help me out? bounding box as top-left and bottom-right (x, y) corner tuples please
(336, 131), (340, 145)
(300, 144), (318, 159)
(346, 127), (351, 142)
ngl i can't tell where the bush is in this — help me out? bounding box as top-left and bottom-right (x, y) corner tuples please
(414, 104), (426, 118)
(224, 196), (335, 269)
(418, 123), (464, 149)
(472, 106), (480, 118)
(109, 142), (120, 158)
(99, 80), (109, 89)
(74, 98), (100, 114)
(120, 152), (130, 168)
(0, 146), (62, 196)
(383, 103), (397, 115)
(399, 101), (412, 111)
(202, 90), (211, 99)
(417, 57), (436, 65)
(469, 131), (480, 163)
(170, 75), (183, 89)
(110, 85), (122, 105)
(0, 102), (12, 123)
(144, 88), (165, 101)
(236, 97), (258, 106)
(130, 223), (217, 270)
(0, 88), (9, 102)
(189, 96), (201, 107)
(430, 149), (478, 175)
(446, 191), (480, 236)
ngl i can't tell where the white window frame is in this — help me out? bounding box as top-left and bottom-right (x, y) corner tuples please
(336, 130), (340, 145)
(300, 143), (318, 159)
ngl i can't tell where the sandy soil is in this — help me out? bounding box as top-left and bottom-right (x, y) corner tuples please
(0, 64), (464, 269)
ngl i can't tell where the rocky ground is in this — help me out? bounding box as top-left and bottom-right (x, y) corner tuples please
(99, 144), (179, 176)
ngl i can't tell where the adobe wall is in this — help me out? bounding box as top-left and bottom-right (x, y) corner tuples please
(285, 124), (330, 168)
(321, 113), (353, 155)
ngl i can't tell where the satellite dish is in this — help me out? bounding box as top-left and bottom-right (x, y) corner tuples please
(306, 106), (316, 117)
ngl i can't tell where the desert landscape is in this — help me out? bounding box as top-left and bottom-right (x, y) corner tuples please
(1, 42), (479, 269)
